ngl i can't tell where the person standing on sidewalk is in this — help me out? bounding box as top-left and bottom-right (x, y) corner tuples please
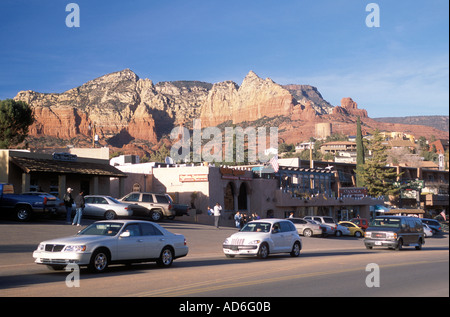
(213, 202), (222, 229)
(73, 190), (85, 226)
(63, 187), (74, 224)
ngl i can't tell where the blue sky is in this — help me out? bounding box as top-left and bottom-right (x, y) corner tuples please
(0, 0), (448, 117)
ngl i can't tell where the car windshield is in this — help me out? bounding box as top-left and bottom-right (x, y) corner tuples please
(78, 223), (124, 236)
(370, 217), (401, 228)
(240, 222), (271, 233)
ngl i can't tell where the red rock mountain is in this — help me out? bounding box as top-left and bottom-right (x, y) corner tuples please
(13, 69), (448, 155)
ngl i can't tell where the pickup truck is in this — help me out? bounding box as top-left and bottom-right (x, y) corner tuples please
(166, 195), (191, 217)
(0, 183), (60, 221)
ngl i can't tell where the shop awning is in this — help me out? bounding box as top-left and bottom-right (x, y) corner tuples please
(372, 205), (391, 213)
(385, 209), (425, 215)
(11, 156), (127, 178)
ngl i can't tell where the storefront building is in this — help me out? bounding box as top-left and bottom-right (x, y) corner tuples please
(0, 150), (127, 199)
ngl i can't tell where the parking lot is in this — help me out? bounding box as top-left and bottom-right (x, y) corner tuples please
(0, 217), (448, 298)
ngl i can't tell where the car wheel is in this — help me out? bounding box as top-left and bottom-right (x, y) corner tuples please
(89, 249), (110, 273)
(335, 230), (342, 237)
(303, 229), (313, 237)
(355, 231), (362, 238)
(15, 206), (32, 222)
(290, 242), (301, 257)
(415, 238), (423, 250)
(395, 239), (403, 251)
(104, 210), (117, 220)
(257, 243), (269, 259)
(157, 247), (174, 267)
(150, 210), (162, 222)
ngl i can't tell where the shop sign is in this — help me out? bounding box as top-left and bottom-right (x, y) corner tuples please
(52, 152), (78, 162)
(339, 187), (367, 198)
(220, 167), (252, 180)
(179, 174), (208, 182)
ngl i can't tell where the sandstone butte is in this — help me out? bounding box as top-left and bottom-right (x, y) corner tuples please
(13, 69), (449, 156)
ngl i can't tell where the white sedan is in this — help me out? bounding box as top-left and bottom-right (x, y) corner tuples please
(223, 219), (302, 259)
(82, 195), (133, 220)
(33, 220), (188, 273)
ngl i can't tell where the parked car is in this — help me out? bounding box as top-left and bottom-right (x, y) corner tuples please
(364, 216), (425, 251)
(22, 192), (65, 215)
(1, 184), (58, 222)
(304, 216), (337, 236)
(421, 218), (442, 235)
(166, 195), (190, 216)
(82, 195), (133, 220)
(423, 223), (433, 237)
(287, 217), (322, 237)
(335, 223), (351, 237)
(32, 220), (188, 272)
(119, 192), (175, 222)
(349, 218), (369, 230)
(223, 219), (302, 259)
(338, 221), (365, 238)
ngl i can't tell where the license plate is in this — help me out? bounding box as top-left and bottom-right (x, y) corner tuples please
(375, 241), (382, 245)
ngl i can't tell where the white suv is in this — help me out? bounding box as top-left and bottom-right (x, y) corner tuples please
(223, 219), (302, 259)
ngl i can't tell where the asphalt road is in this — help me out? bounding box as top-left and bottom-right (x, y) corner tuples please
(0, 218), (448, 299)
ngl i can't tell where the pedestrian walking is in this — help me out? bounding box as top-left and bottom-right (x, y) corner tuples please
(73, 190), (85, 226)
(63, 187), (74, 224)
(234, 211), (242, 229)
(213, 202), (222, 228)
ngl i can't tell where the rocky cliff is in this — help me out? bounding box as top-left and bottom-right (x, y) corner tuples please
(13, 69), (449, 155)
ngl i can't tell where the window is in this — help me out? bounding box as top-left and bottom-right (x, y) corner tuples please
(280, 221), (295, 232)
(97, 197), (108, 204)
(142, 194), (153, 203)
(272, 223), (281, 233)
(123, 224), (141, 236)
(123, 193), (140, 202)
(141, 223), (163, 236)
(85, 197), (95, 204)
(155, 195), (169, 204)
(241, 222), (271, 233)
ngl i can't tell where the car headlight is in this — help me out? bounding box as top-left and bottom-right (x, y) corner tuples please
(63, 245), (87, 252)
(386, 232), (397, 239)
(248, 240), (261, 245)
(365, 232), (371, 238)
(223, 238), (231, 245)
(37, 243), (45, 251)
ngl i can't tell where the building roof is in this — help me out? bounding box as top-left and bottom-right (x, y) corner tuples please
(11, 156), (127, 178)
(388, 140), (416, 148)
(321, 141), (356, 146)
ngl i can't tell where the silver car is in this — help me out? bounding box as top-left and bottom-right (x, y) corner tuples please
(223, 219), (302, 259)
(287, 217), (323, 237)
(33, 220), (189, 272)
(82, 195), (133, 220)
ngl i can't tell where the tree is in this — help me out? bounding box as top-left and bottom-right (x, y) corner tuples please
(359, 129), (400, 198)
(0, 99), (35, 148)
(355, 116), (365, 187)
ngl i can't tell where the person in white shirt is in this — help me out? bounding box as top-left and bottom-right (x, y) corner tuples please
(213, 202), (222, 228)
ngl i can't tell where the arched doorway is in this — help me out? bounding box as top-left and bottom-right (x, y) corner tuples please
(224, 182), (235, 211)
(238, 183), (248, 210)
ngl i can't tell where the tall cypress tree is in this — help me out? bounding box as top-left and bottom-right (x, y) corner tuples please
(355, 116), (365, 187)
